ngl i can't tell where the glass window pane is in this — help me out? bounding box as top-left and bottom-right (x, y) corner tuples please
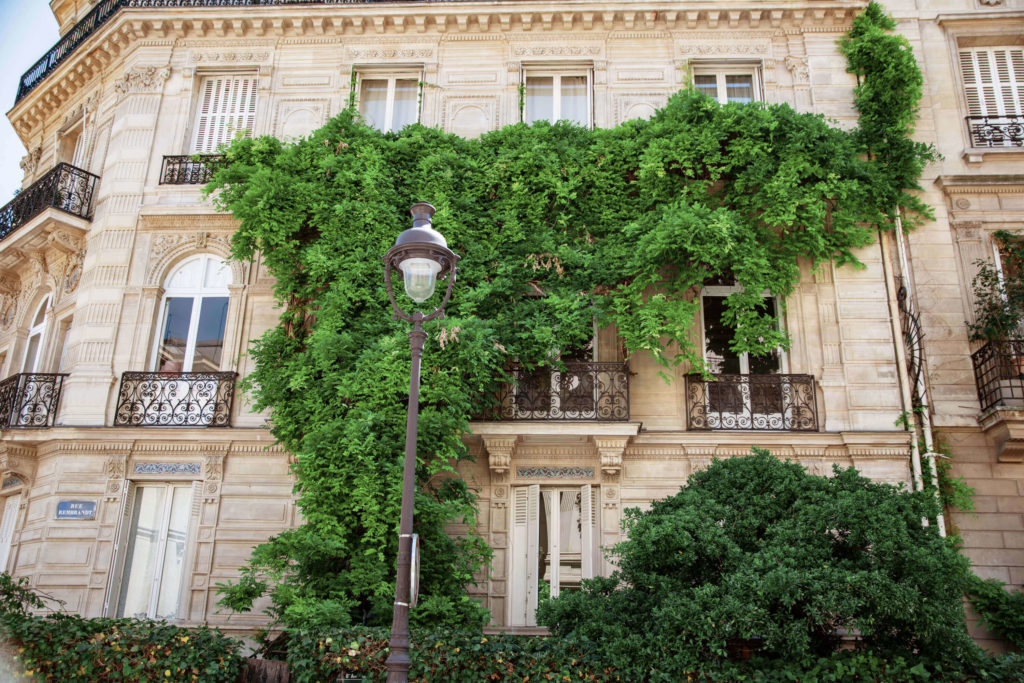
(749, 299), (781, 374)
(359, 79), (388, 130)
(117, 487), (166, 619)
(159, 298), (194, 372)
(156, 487), (192, 619)
(392, 79), (419, 130)
(726, 75), (755, 104)
(703, 296), (741, 374)
(32, 304), (46, 327)
(525, 77), (554, 124)
(694, 74), (719, 100)
(560, 76), (588, 126)
(203, 258), (231, 289)
(22, 335), (41, 373)
(192, 297), (229, 372)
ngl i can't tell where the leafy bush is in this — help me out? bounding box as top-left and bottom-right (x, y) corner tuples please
(538, 451), (980, 678)
(967, 574), (1024, 648)
(0, 573), (243, 683)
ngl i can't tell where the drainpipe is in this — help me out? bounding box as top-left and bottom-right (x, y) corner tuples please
(881, 229), (927, 505)
(891, 211), (947, 537)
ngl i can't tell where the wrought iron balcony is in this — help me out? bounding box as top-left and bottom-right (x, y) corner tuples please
(160, 155), (226, 185)
(16, 0), (490, 104)
(0, 164), (99, 244)
(0, 373), (68, 429)
(967, 115), (1024, 149)
(972, 340), (1024, 413)
(488, 362), (630, 421)
(113, 371), (237, 427)
(685, 374), (818, 431)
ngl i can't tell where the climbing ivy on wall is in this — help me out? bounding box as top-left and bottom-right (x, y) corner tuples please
(211, 2), (935, 631)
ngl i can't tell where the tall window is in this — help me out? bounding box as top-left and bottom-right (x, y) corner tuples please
(357, 72), (421, 132)
(701, 285), (781, 375)
(154, 256), (230, 373)
(692, 67), (761, 105)
(191, 75), (258, 153)
(0, 493), (20, 573)
(523, 69), (591, 127)
(508, 485), (598, 627)
(22, 298), (49, 373)
(959, 48), (1024, 120)
(115, 484), (193, 620)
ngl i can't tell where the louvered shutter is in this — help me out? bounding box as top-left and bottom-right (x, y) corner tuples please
(959, 48), (1024, 117)
(580, 485), (595, 580)
(544, 491), (561, 599)
(191, 75), (258, 153)
(104, 481), (137, 616)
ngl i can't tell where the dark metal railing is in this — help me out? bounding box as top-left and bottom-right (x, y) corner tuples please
(113, 371), (236, 427)
(895, 276), (925, 406)
(0, 164), (99, 244)
(685, 374), (818, 431)
(0, 373), (68, 429)
(16, 0), (497, 105)
(972, 340), (1024, 413)
(967, 115), (1024, 149)
(160, 155), (226, 184)
(488, 362), (629, 421)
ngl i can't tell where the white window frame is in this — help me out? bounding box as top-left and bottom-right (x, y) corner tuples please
(354, 69), (423, 133)
(522, 67), (594, 127)
(0, 492), (21, 574)
(699, 284), (786, 375)
(22, 297), (50, 373)
(110, 482), (198, 621)
(691, 64), (763, 105)
(189, 73), (259, 154)
(150, 255), (231, 373)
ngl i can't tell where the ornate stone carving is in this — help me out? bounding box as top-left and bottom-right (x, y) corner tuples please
(482, 436), (517, 474)
(594, 436), (630, 476)
(114, 66), (170, 99)
(190, 51), (270, 63)
(978, 0), (1004, 5)
(517, 466), (595, 478)
(785, 55), (810, 83)
(133, 462), (201, 475)
(681, 43), (770, 55)
(348, 48), (434, 59)
(146, 231), (235, 286)
(19, 146), (41, 177)
(513, 46), (600, 57)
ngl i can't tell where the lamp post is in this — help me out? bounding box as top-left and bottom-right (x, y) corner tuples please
(382, 202), (459, 683)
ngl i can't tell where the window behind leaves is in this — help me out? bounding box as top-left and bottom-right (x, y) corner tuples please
(523, 69), (591, 126)
(191, 75), (258, 153)
(357, 73), (420, 132)
(692, 67), (761, 105)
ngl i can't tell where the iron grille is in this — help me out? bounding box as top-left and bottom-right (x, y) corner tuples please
(113, 371), (237, 427)
(972, 340), (1024, 413)
(685, 374), (818, 431)
(160, 155), (226, 184)
(16, 0), (504, 105)
(489, 362), (629, 421)
(966, 115), (1024, 149)
(895, 276), (925, 406)
(0, 164), (99, 244)
(0, 373), (68, 429)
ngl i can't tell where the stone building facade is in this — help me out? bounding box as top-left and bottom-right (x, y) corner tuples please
(0, 0), (1020, 645)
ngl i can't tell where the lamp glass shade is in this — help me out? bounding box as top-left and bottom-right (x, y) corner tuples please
(399, 257), (442, 302)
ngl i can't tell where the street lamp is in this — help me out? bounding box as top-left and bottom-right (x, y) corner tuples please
(382, 202), (459, 683)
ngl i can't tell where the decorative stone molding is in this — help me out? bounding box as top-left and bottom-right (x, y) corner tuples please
(133, 462), (201, 475)
(190, 51), (270, 63)
(0, 445), (35, 490)
(145, 231), (240, 287)
(513, 45), (601, 57)
(516, 466), (594, 479)
(348, 47), (434, 60)
(681, 42), (770, 55)
(19, 146), (41, 177)
(114, 66), (170, 99)
(482, 437), (517, 474)
(104, 453), (128, 499)
(594, 436), (630, 476)
(785, 55), (810, 83)
(203, 448), (227, 500)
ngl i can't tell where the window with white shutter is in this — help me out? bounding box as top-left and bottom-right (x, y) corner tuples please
(959, 48), (1024, 148)
(191, 75), (258, 153)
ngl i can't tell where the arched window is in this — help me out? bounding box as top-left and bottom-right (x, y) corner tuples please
(153, 256), (230, 373)
(22, 297), (49, 373)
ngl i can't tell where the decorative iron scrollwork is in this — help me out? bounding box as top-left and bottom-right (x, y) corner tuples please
(488, 362), (629, 421)
(113, 371), (236, 427)
(967, 115), (1024, 149)
(895, 276), (925, 406)
(160, 155), (227, 185)
(972, 340), (1024, 413)
(0, 373), (68, 429)
(685, 373), (818, 431)
(0, 164), (99, 244)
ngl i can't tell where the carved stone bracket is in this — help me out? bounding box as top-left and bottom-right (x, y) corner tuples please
(482, 436), (518, 474)
(785, 55), (809, 83)
(203, 447), (228, 501)
(114, 65), (171, 100)
(104, 451), (129, 500)
(594, 436), (630, 476)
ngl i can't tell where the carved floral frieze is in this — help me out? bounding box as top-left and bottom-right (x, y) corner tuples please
(114, 66), (171, 99)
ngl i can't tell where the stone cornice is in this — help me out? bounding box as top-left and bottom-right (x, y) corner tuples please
(10, 1), (860, 140)
(935, 174), (1024, 196)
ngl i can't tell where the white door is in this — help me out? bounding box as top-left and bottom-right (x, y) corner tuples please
(0, 495), (21, 573)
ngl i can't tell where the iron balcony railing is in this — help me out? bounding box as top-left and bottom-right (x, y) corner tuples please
(972, 340), (1024, 413)
(0, 163), (99, 244)
(160, 155), (227, 184)
(895, 276), (925, 405)
(17, 0), (490, 104)
(685, 373), (818, 432)
(489, 362), (630, 421)
(966, 115), (1024, 149)
(113, 371), (237, 427)
(0, 373), (68, 429)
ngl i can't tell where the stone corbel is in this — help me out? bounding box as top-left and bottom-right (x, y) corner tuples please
(203, 446), (228, 501)
(104, 451), (129, 500)
(594, 436), (629, 476)
(482, 436), (518, 474)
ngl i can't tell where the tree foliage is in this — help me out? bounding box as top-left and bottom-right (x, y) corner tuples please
(537, 451), (980, 678)
(210, 2), (934, 631)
